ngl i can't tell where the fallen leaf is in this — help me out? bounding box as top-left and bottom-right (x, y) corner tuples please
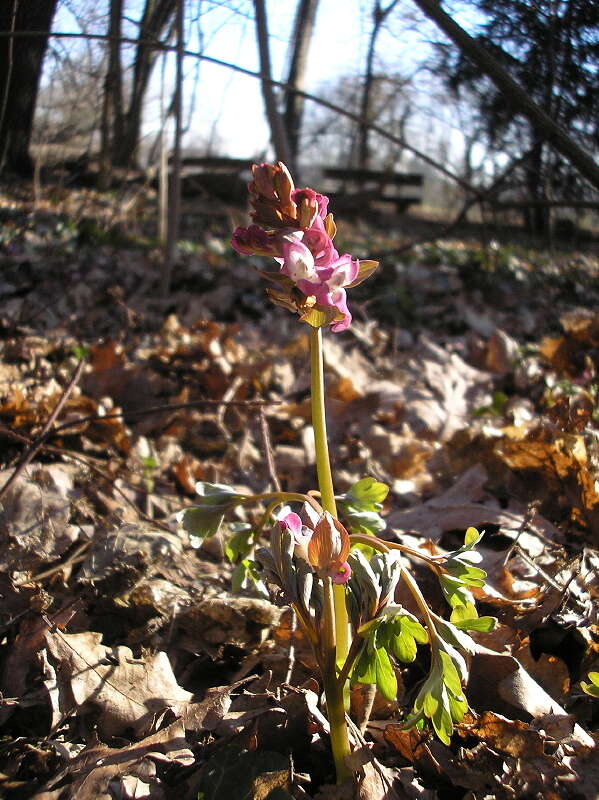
(43, 630), (192, 737)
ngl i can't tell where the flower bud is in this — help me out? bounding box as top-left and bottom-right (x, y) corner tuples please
(307, 512), (351, 578)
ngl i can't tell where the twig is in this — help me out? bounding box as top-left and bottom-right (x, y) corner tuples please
(14, 541), (91, 587)
(284, 608), (297, 685)
(259, 406), (281, 492)
(215, 376), (244, 442)
(0, 359), (85, 501)
(0, 428), (174, 534)
(49, 397), (277, 437)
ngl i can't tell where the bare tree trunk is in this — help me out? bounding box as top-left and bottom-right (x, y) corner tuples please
(283, 0), (320, 162)
(356, 0), (399, 169)
(100, 0), (123, 186)
(253, 0), (293, 168)
(0, 0), (58, 176)
(113, 0), (176, 168)
(412, 0), (599, 193)
(161, 0), (183, 296)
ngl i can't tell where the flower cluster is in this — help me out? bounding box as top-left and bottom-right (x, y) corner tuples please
(279, 507), (352, 584)
(232, 162), (378, 333)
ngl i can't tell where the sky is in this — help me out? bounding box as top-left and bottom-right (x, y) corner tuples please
(51, 0), (445, 162)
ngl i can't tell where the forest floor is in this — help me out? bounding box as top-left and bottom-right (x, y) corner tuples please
(1, 180), (599, 799)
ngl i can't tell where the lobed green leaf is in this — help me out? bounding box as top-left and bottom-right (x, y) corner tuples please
(345, 477), (389, 511)
(375, 647), (398, 701)
(581, 671), (599, 698)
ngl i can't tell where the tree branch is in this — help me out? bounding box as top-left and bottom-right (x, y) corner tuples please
(412, 0), (599, 192)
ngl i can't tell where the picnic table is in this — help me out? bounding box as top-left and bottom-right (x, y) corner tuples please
(322, 166), (423, 213)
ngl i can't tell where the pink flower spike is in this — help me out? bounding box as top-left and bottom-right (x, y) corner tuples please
(329, 561), (352, 584)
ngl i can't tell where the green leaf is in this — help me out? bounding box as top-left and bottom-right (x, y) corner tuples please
(391, 630), (417, 663)
(400, 615), (429, 644)
(423, 687), (440, 719)
(180, 506), (225, 539)
(389, 615), (428, 663)
(71, 344), (89, 360)
(431, 686), (453, 745)
(581, 671), (599, 698)
(444, 560), (487, 586)
(342, 508), (387, 536)
(448, 691), (468, 723)
(452, 615), (497, 632)
(353, 646), (377, 685)
(450, 602), (478, 622)
(375, 647), (398, 701)
(231, 560), (268, 598)
(464, 526), (479, 546)
(439, 574), (474, 609)
(337, 477), (389, 535)
(346, 477), (389, 511)
(180, 483), (248, 539)
(439, 651), (463, 697)
(434, 617), (477, 656)
(195, 482), (246, 506)
(224, 525), (253, 563)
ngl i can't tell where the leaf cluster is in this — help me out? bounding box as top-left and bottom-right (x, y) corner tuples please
(439, 527), (496, 632)
(405, 647), (469, 745)
(352, 609), (429, 702)
(336, 477), (389, 536)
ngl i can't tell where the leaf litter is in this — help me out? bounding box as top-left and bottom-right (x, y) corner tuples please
(1, 188), (599, 798)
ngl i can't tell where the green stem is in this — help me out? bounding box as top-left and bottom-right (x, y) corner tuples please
(309, 328), (349, 655)
(349, 533), (443, 573)
(310, 326), (351, 783)
(400, 565), (442, 647)
(251, 490), (323, 513)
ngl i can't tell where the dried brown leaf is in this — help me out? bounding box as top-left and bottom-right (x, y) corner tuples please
(43, 630), (192, 737)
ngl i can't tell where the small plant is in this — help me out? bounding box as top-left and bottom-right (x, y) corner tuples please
(178, 163), (494, 785)
(581, 671), (599, 698)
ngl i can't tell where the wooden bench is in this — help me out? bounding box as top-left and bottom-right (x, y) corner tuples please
(172, 155), (255, 201)
(322, 167), (423, 213)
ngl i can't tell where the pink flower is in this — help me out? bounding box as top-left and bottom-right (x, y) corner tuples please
(231, 224), (282, 258)
(280, 238), (319, 283)
(301, 215), (338, 267)
(279, 511), (312, 560)
(279, 507), (353, 581)
(329, 561), (352, 584)
(291, 188), (329, 227)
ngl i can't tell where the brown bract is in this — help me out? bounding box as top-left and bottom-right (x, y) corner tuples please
(307, 512), (351, 572)
(249, 162), (298, 229)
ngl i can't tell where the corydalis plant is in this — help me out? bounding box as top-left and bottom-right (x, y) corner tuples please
(180, 164), (494, 785)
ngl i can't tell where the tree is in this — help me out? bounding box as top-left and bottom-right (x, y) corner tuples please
(421, 0), (599, 232)
(356, 0), (400, 169)
(253, 0), (293, 168)
(0, 0), (59, 176)
(283, 0), (320, 163)
(101, 0), (177, 169)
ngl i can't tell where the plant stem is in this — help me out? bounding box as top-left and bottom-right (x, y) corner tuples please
(252, 490), (323, 513)
(310, 326), (351, 783)
(400, 565), (441, 645)
(309, 328), (350, 655)
(349, 533), (443, 574)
